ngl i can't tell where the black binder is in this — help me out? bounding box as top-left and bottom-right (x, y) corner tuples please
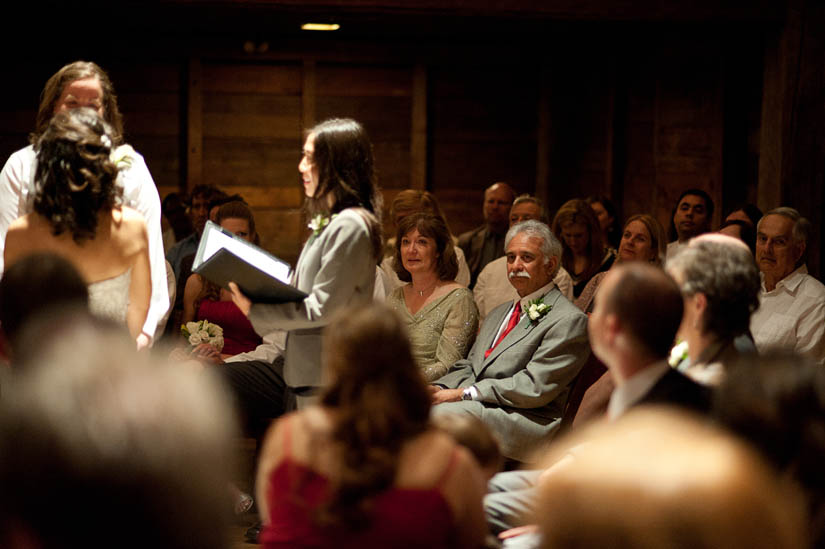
(192, 220), (307, 304)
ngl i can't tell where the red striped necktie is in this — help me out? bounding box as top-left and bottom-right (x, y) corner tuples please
(485, 302), (521, 358)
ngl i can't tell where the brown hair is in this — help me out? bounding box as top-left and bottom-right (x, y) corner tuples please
(389, 189), (451, 229)
(304, 118), (381, 220)
(622, 214), (666, 266)
(393, 213), (459, 282)
(33, 108), (122, 244)
(318, 304), (431, 529)
(551, 199), (605, 282)
(32, 61), (124, 145)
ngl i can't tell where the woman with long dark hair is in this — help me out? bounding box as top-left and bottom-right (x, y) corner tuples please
(255, 304), (486, 547)
(227, 118), (383, 411)
(4, 108), (151, 341)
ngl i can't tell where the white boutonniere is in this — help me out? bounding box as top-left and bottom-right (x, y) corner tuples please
(110, 144), (135, 170)
(308, 213), (337, 237)
(526, 297), (552, 323)
(181, 319), (224, 352)
(668, 339), (689, 367)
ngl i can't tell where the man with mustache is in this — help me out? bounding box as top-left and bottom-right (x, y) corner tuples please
(665, 189), (714, 263)
(473, 195), (574, 324)
(431, 220), (590, 463)
(750, 207), (825, 365)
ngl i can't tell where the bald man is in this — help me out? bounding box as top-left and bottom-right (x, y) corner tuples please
(458, 182), (515, 288)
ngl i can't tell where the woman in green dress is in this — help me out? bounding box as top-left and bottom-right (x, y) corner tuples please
(386, 213), (478, 381)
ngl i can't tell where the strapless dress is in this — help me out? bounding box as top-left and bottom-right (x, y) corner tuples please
(87, 269), (131, 325)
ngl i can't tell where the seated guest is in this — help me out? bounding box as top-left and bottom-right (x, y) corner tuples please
(551, 199), (614, 298)
(575, 213), (666, 313)
(666, 234), (760, 385)
(160, 192), (193, 254)
(535, 408), (807, 549)
(585, 195), (621, 251)
(181, 200), (263, 360)
(725, 202), (762, 228)
(381, 189), (470, 290)
(431, 220), (589, 463)
(714, 351), (825, 548)
(486, 263), (710, 539)
(665, 188), (714, 262)
(458, 181), (515, 288)
(750, 207), (825, 364)
(474, 195), (574, 324)
(255, 304), (486, 548)
(0, 252), (88, 364)
(166, 184), (223, 280)
(386, 213), (478, 381)
(207, 193), (246, 227)
(718, 218), (757, 255)
(0, 319), (237, 549)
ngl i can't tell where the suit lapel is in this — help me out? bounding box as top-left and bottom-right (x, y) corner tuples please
(478, 288), (562, 374)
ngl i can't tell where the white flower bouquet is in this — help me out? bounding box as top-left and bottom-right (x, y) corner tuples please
(181, 320), (224, 353)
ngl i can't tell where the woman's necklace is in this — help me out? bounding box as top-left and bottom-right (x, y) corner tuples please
(413, 280), (438, 298)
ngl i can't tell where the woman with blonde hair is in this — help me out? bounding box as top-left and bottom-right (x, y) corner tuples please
(255, 304), (486, 547)
(551, 199), (614, 299)
(575, 213), (666, 313)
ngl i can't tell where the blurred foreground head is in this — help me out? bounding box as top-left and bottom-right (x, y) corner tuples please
(0, 320), (239, 549)
(535, 407), (807, 549)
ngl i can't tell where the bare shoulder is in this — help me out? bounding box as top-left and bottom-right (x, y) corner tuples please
(111, 206), (148, 249)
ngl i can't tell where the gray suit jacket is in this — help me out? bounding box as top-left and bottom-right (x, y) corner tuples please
(248, 209), (375, 388)
(435, 286), (590, 460)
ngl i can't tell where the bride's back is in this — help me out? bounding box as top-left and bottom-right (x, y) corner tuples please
(3, 108), (151, 338)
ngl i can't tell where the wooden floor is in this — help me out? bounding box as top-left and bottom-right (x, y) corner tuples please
(229, 516), (260, 548)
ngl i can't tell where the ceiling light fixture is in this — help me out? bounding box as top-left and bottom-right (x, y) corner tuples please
(301, 23), (340, 31)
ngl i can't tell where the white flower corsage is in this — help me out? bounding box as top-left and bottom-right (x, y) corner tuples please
(308, 213), (337, 237)
(181, 320), (224, 353)
(668, 340), (689, 367)
(526, 297), (552, 323)
(110, 144), (135, 170)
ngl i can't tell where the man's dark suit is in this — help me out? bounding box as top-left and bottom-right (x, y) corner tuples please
(432, 285), (590, 462)
(458, 225), (506, 288)
(638, 366), (712, 414)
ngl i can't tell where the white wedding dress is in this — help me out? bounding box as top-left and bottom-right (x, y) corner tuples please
(87, 269), (131, 326)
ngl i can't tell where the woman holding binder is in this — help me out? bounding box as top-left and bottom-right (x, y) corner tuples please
(226, 118), (382, 412)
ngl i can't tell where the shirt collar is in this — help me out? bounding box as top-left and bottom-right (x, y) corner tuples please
(761, 264), (808, 293)
(607, 360), (670, 421)
(515, 280), (557, 311)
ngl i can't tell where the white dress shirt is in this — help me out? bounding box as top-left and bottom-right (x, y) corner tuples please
(750, 265), (825, 365)
(607, 360), (670, 421)
(0, 145), (169, 340)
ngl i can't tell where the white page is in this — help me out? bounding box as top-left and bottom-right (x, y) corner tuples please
(200, 228), (290, 283)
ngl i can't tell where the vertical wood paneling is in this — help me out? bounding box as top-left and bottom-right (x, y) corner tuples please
(410, 63), (427, 191)
(186, 58), (203, 194)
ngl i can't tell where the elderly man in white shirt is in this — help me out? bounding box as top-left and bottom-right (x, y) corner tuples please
(750, 207), (825, 364)
(474, 195), (573, 324)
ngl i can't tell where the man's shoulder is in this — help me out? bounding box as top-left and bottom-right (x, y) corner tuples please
(645, 367), (711, 413)
(457, 225), (486, 246)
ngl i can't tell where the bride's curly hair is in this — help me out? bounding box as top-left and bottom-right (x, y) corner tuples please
(317, 304), (431, 530)
(33, 108), (122, 244)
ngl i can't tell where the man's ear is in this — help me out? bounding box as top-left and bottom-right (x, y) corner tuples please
(793, 241), (806, 265)
(546, 256), (559, 278)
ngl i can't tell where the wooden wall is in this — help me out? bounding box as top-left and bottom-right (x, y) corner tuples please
(2, 1), (823, 277)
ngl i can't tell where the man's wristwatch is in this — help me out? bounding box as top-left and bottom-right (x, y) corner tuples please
(461, 387), (475, 401)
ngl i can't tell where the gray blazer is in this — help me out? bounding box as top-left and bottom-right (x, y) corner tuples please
(248, 208), (375, 388)
(434, 285), (590, 460)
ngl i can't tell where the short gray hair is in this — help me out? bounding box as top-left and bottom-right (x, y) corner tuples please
(512, 194), (546, 221)
(758, 207), (810, 248)
(505, 220), (562, 275)
(667, 238), (760, 339)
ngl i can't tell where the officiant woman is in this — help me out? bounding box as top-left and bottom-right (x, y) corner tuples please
(226, 118), (382, 411)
